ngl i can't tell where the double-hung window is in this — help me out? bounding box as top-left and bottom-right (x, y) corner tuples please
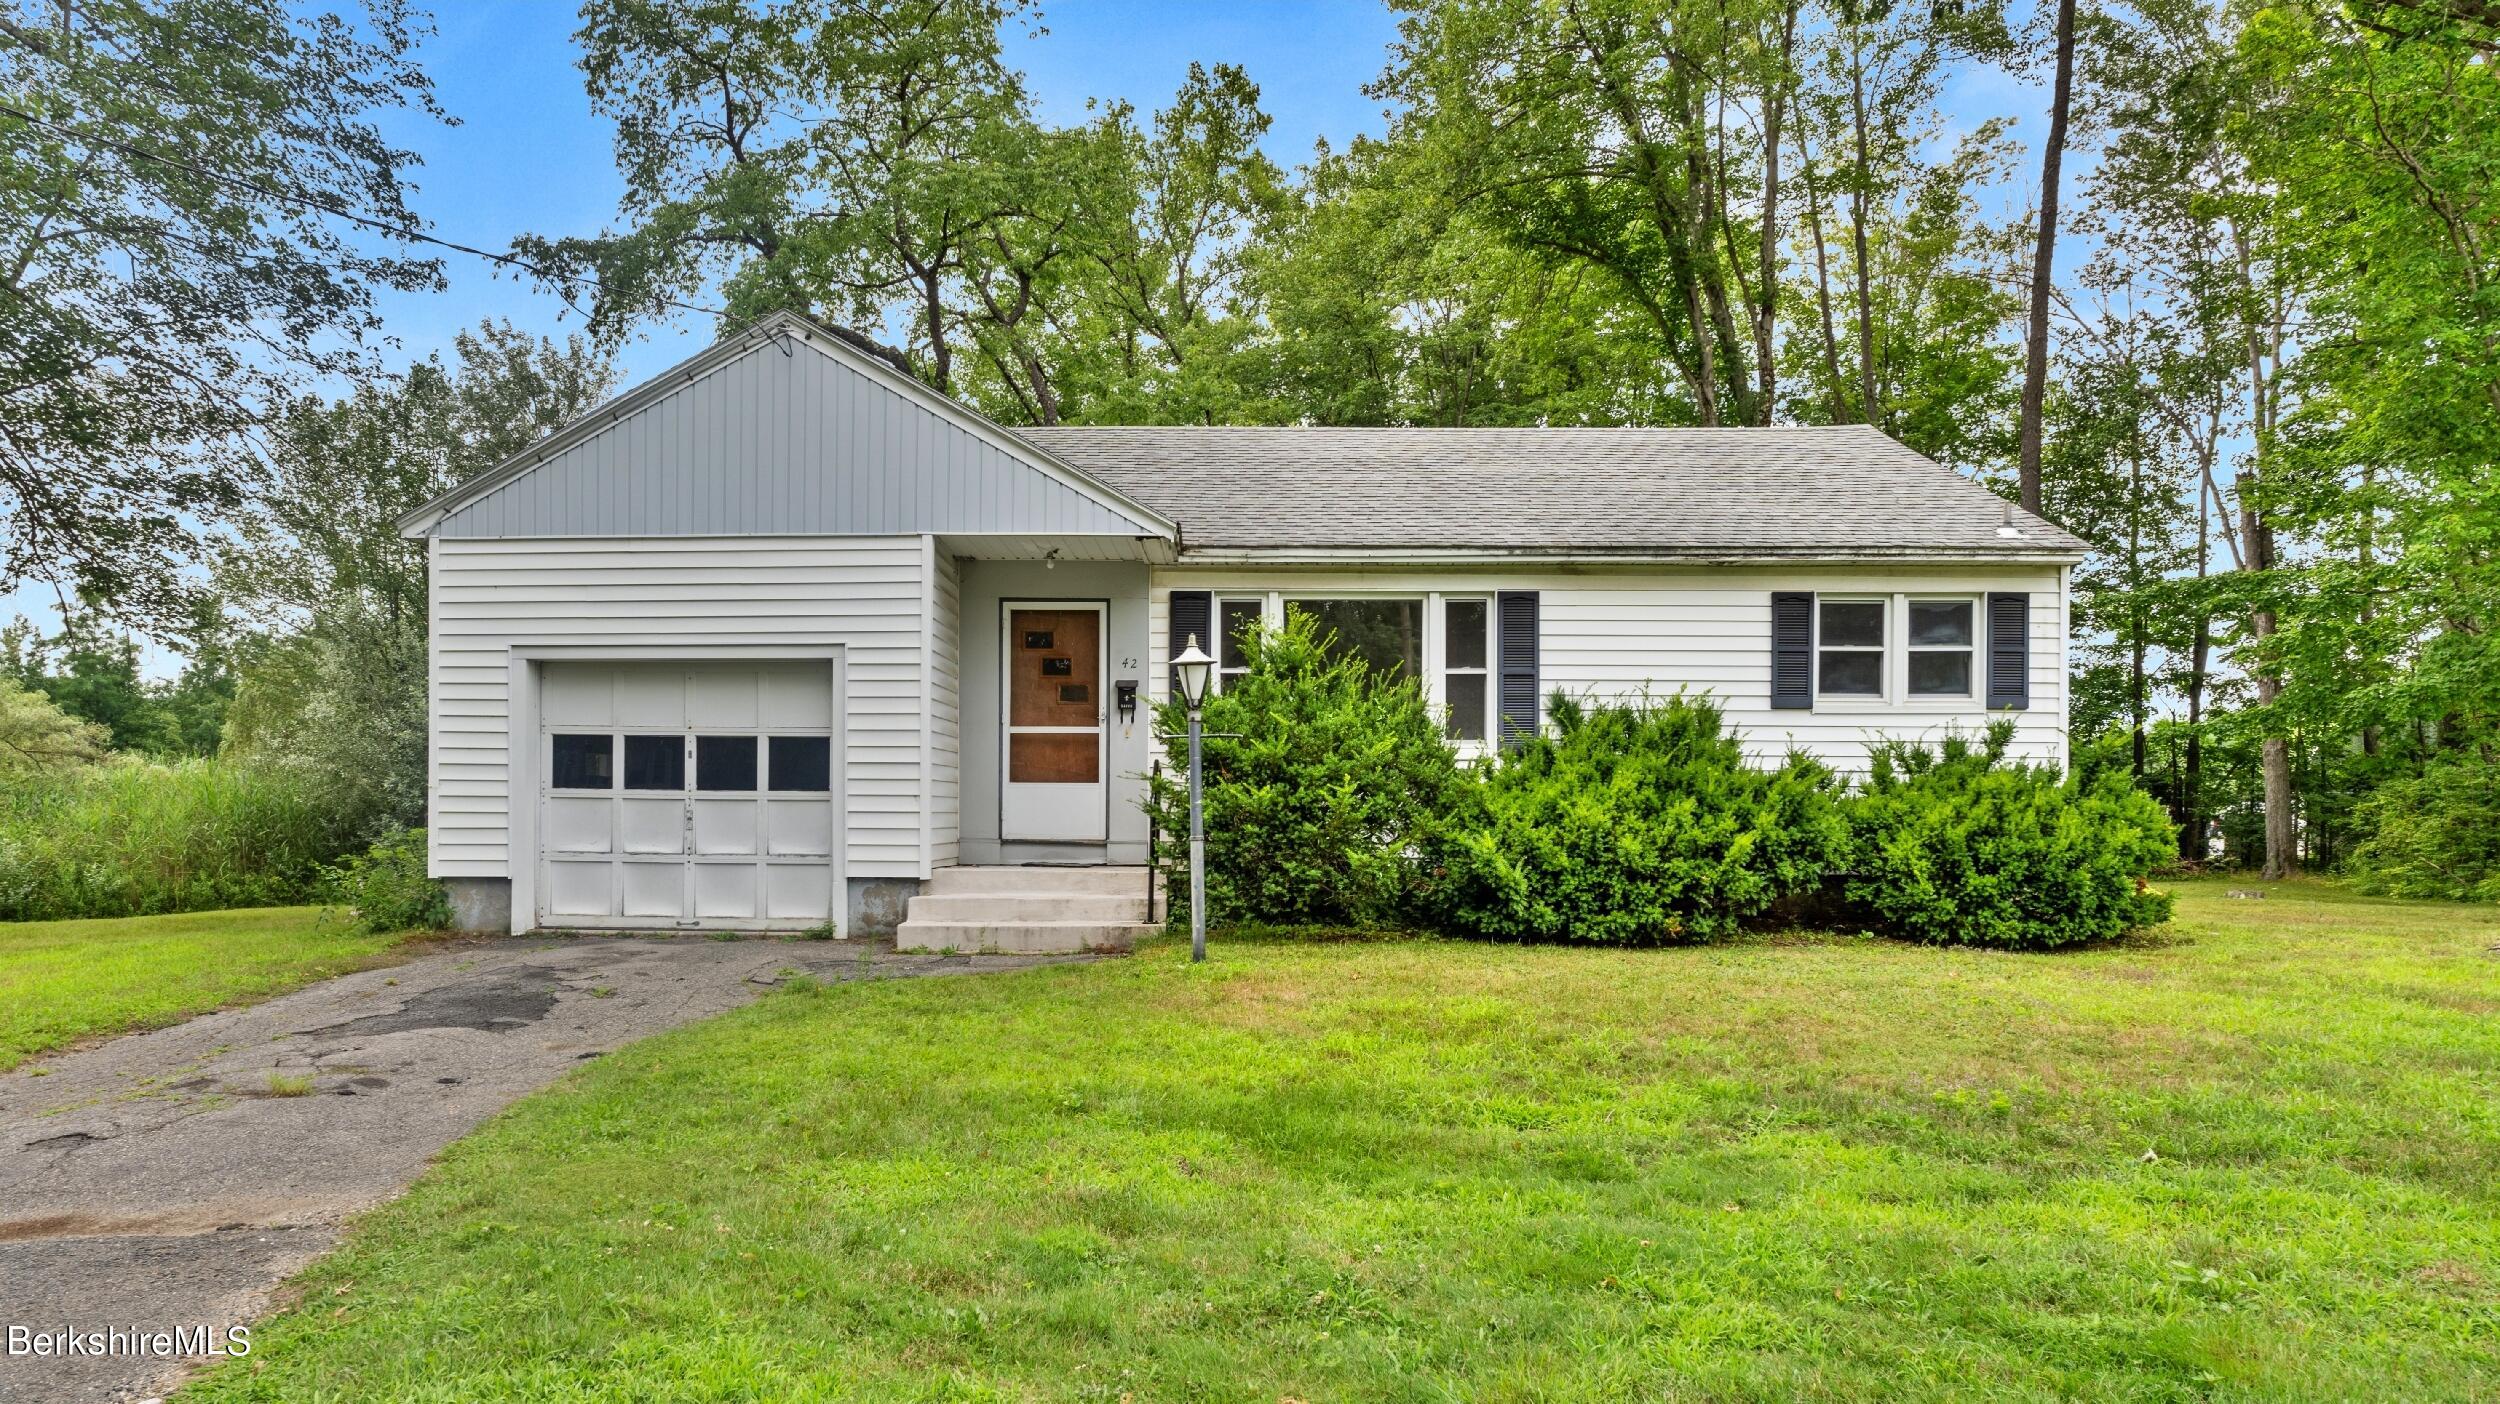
(1906, 599), (1976, 697)
(1441, 598), (1491, 741)
(1817, 599), (1886, 696)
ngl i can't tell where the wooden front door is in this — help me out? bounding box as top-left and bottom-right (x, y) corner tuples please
(1001, 604), (1107, 842)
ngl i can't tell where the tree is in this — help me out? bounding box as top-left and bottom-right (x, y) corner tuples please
(2015, 0), (2081, 516)
(1375, 0), (1790, 425)
(0, 675), (105, 774)
(0, 0), (444, 631)
(221, 323), (616, 836)
(517, 0), (1032, 392)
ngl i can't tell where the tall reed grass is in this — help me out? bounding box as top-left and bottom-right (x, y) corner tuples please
(0, 759), (354, 921)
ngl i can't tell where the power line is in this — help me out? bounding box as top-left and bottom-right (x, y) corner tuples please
(0, 99), (731, 323)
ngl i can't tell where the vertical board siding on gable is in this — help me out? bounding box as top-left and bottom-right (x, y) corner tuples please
(428, 535), (929, 879)
(927, 544), (963, 868)
(434, 336), (1157, 540)
(1144, 565), (2066, 773)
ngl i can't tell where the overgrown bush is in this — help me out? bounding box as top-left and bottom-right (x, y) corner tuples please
(0, 758), (352, 920)
(319, 826), (452, 932)
(2345, 758), (2500, 902)
(1844, 722), (2176, 948)
(1421, 694), (1850, 944)
(1146, 611), (1467, 928)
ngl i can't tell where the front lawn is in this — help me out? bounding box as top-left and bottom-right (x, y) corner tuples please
(0, 906), (415, 1071)
(193, 879), (2500, 1401)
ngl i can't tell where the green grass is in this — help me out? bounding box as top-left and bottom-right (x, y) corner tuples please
(190, 880), (2500, 1401)
(0, 906), (413, 1071)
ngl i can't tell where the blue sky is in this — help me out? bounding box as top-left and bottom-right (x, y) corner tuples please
(24, 0), (2059, 675)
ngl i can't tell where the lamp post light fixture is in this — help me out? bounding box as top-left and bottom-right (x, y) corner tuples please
(1171, 633), (1216, 964)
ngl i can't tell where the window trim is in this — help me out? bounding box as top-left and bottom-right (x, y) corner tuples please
(1904, 595), (1980, 700)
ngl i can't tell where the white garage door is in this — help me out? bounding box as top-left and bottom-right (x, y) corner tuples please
(537, 662), (837, 931)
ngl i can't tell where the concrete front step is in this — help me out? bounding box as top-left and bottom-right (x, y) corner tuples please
(927, 865), (1151, 898)
(906, 892), (1148, 923)
(897, 866), (1162, 953)
(892, 919), (1155, 955)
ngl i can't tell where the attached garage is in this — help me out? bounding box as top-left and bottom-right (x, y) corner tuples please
(533, 661), (839, 931)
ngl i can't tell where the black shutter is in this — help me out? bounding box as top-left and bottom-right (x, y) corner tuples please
(1771, 591), (1814, 710)
(1496, 591), (1540, 747)
(1987, 591), (2030, 710)
(1169, 590), (1211, 695)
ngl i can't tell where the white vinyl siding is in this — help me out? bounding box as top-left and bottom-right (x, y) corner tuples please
(926, 543), (963, 869)
(1149, 564), (2069, 774)
(429, 534), (932, 880)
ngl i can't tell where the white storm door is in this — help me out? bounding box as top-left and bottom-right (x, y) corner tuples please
(1000, 604), (1108, 843)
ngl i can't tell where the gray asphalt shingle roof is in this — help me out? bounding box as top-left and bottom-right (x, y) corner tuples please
(1015, 423), (2087, 558)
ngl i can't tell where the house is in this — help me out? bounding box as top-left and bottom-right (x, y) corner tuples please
(401, 311), (2087, 949)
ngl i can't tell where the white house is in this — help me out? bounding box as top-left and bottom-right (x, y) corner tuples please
(402, 311), (2086, 949)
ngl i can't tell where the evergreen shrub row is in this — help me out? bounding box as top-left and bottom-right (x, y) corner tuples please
(1150, 613), (2178, 950)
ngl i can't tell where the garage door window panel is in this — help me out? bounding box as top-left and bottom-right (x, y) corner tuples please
(696, 735), (758, 791)
(768, 735), (831, 792)
(623, 735), (684, 790)
(550, 734), (613, 790)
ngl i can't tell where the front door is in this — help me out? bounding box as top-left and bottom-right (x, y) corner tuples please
(1001, 603), (1107, 843)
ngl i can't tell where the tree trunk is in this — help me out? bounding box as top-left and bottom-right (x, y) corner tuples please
(2016, 0), (2078, 516)
(2182, 462), (2210, 864)
(1797, 132), (1851, 422)
(1846, 30), (1881, 426)
(1753, 4), (1798, 427)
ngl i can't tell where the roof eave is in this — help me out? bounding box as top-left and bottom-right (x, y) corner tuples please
(1168, 545), (2089, 567)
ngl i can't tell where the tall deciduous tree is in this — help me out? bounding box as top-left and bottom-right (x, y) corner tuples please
(222, 323), (616, 836)
(0, 0), (444, 631)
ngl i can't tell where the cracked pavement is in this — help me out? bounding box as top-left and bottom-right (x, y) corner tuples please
(0, 934), (1088, 1403)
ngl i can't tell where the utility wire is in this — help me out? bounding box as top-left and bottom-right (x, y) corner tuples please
(0, 98), (732, 323)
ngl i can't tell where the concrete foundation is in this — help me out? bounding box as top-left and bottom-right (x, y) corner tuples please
(443, 877), (512, 934)
(847, 877), (920, 936)
(445, 874), (919, 937)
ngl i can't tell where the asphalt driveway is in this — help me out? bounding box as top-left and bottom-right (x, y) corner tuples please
(0, 934), (1085, 1403)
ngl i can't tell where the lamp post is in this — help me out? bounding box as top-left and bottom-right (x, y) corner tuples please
(1171, 633), (1215, 963)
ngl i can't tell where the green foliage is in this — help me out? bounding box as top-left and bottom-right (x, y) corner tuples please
(1844, 722), (2177, 949)
(0, 676), (108, 775)
(1, 596), (236, 758)
(219, 323), (615, 841)
(1145, 611), (1466, 928)
(0, 759), (351, 921)
(2345, 759), (2500, 903)
(1423, 694), (1850, 945)
(319, 828), (452, 934)
(0, 0), (443, 630)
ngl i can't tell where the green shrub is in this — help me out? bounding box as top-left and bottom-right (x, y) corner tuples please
(1844, 723), (2176, 949)
(0, 757), (351, 920)
(2345, 759), (2500, 902)
(1421, 694), (1851, 945)
(1146, 610), (1468, 928)
(318, 826), (452, 932)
